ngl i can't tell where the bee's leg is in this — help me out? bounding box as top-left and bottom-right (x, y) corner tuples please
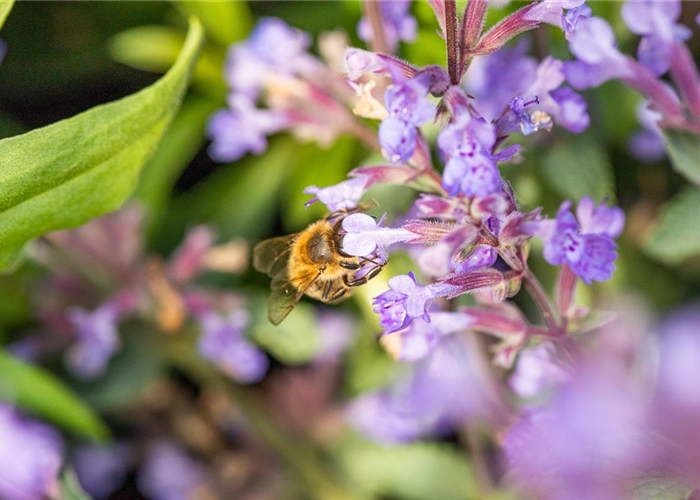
(344, 265), (383, 287)
(330, 288), (347, 301)
(340, 261), (360, 270)
(359, 256), (381, 266)
(322, 280), (333, 301)
(326, 210), (347, 220)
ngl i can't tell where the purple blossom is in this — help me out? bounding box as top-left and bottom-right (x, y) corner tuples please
(207, 95), (287, 163)
(523, 0), (590, 38)
(197, 310), (268, 384)
(344, 48), (388, 81)
(628, 101), (665, 162)
(342, 213), (417, 257)
(393, 312), (474, 362)
(73, 444), (133, 499)
(304, 174), (371, 212)
(379, 73), (435, 162)
(65, 302), (123, 379)
(372, 272), (458, 334)
(138, 442), (210, 500)
(509, 342), (571, 398)
(0, 404), (63, 500)
(357, 0), (417, 53)
(621, 0), (691, 76)
(529, 198), (623, 284)
(438, 113), (502, 197)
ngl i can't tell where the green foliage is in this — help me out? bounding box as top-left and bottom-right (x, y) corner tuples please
(173, 0), (252, 46)
(338, 435), (477, 500)
(0, 17), (203, 272)
(540, 135), (616, 202)
(0, 350), (109, 441)
(59, 468), (94, 500)
(0, 0), (14, 31)
(645, 187), (700, 265)
(663, 129), (700, 188)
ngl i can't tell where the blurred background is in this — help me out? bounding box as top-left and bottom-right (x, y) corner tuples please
(1, 2), (700, 500)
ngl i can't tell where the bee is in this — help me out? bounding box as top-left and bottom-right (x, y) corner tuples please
(253, 211), (384, 325)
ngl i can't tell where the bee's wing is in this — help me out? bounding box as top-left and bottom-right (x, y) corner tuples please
(268, 269), (321, 325)
(253, 235), (295, 278)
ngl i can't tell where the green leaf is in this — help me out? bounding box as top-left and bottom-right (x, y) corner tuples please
(0, 350), (109, 441)
(109, 25), (226, 97)
(663, 129), (700, 187)
(0, 0), (14, 32)
(338, 436), (477, 500)
(0, 17), (203, 272)
(645, 187), (700, 264)
(59, 468), (93, 500)
(540, 135), (615, 202)
(174, 0), (252, 46)
(135, 95), (222, 237)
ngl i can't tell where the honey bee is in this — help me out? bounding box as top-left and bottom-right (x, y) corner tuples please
(253, 211), (384, 325)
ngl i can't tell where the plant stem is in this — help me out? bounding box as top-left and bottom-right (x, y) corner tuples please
(444, 0), (461, 85)
(362, 0), (390, 54)
(165, 339), (370, 500)
(522, 269), (560, 335)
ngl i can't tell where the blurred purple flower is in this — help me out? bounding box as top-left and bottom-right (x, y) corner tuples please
(198, 310), (268, 384)
(621, 0), (691, 76)
(342, 213), (417, 257)
(373, 272), (458, 334)
(628, 100), (665, 162)
(509, 342), (571, 398)
(344, 48), (389, 80)
(74, 443), (133, 499)
(575, 196), (625, 238)
(0, 404), (63, 500)
(65, 301), (124, 379)
(438, 113), (502, 197)
(138, 442), (210, 500)
(358, 0), (417, 53)
(394, 312), (474, 362)
(315, 310), (355, 363)
(379, 73), (435, 162)
(207, 95), (287, 163)
(304, 174), (371, 213)
(524, 0), (590, 38)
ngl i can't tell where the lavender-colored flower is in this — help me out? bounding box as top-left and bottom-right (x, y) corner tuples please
(226, 17), (311, 99)
(342, 213), (417, 257)
(207, 95), (287, 163)
(304, 174), (371, 212)
(66, 302), (122, 379)
(438, 113), (502, 197)
(509, 342), (571, 398)
(73, 444), (133, 499)
(373, 272), (458, 335)
(523, 0), (591, 39)
(198, 310), (268, 384)
(379, 73), (435, 162)
(0, 404), (63, 500)
(628, 100), (665, 162)
(621, 0), (691, 76)
(357, 0), (417, 53)
(138, 442), (210, 500)
(530, 198), (623, 284)
(344, 48), (388, 81)
(565, 17), (634, 90)
(394, 312), (474, 362)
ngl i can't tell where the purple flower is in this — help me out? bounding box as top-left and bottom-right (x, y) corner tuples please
(344, 48), (389, 80)
(393, 312), (474, 362)
(379, 73), (435, 162)
(226, 18), (311, 99)
(342, 213), (417, 257)
(628, 100), (665, 162)
(530, 198), (623, 284)
(73, 444), (133, 499)
(372, 272), (458, 334)
(438, 113), (502, 197)
(565, 17), (634, 90)
(66, 302), (123, 379)
(523, 0), (590, 38)
(0, 404), (63, 500)
(304, 174), (371, 212)
(621, 0), (691, 76)
(138, 442), (210, 500)
(357, 0), (417, 53)
(549, 86), (590, 133)
(207, 95), (287, 163)
(197, 311), (268, 384)
(509, 342), (571, 398)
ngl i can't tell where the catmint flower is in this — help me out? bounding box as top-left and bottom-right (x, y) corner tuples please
(73, 444), (133, 500)
(628, 100), (665, 162)
(379, 73), (435, 162)
(621, 0), (691, 76)
(66, 302), (123, 379)
(341, 213), (418, 257)
(391, 312), (474, 362)
(357, 0), (417, 53)
(509, 342), (571, 398)
(438, 113), (502, 197)
(373, 272), (458, 334)
(344, 48), (390, 80)
(197, 310), (268, 384)
(304, 174), (371, 212)
(0, 404), (63, 500)
(138, 442), (211, 500)
(523, 0), (590, 38)
(529, 198), (623, 284)
(207, 95), (287, 163)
